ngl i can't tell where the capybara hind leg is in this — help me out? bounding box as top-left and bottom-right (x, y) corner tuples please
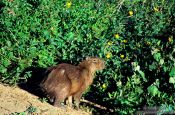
(53, 97), (62, 107)
(54, 87), (69, 108)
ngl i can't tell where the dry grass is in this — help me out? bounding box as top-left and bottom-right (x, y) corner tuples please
(0, 84), (91, 115)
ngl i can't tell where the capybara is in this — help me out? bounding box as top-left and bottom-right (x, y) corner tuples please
(40, 57), (105, 109)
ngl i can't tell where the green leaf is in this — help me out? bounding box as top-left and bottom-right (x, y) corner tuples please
(159, 59), (164, 65)
(67, 32), (74, 41)
(153, 53), (161, 62)
(19, 112), (27, 115)
(3, 59), (11, 67)
(108, 92), (112, 98)
(0, 67), (7, 74)
(147, 85), (159, 96)
(149, 63), (157, 70)
(157, 40), (161, 45)
(114, 60), (121, 65)
(138, 70), (146, 81)
(163, 66), (168, 72)
(7, 40), (12, 47)
(169, 67), (175, 77)
(43, 30), (50, 38)
(169, 77), (175, 84)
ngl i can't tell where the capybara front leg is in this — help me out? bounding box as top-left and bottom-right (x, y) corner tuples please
(74, 92), (83, 110)
(66, 96), (73, 107)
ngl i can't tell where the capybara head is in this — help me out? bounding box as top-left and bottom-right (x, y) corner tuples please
(84, 57), (105, 70)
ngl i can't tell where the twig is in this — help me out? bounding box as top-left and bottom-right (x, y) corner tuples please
(117, 0), (125, 12)
(80, 99), (113, 112)
(143, 0), (147, 5)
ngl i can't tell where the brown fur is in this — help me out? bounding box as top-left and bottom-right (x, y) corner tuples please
(40, 57), (105, 108)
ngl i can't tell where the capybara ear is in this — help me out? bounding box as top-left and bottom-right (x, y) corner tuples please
(85, 57), (90, 60)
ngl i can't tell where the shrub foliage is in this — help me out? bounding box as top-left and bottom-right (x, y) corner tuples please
(0, 0), (175, 114)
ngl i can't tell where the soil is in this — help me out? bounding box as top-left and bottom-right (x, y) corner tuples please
(0, 84), (91, 115)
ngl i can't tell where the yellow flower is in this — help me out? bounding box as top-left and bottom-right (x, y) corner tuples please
(106, 53), (111, 59)
(102, 84), (107, 89)
(66, 1), (72, 8)
(107, 41), (113, 45)
(153, 7), (159, 12)
(129, 11), (134, 16)
(168, 36), (173, 42)
(120, 54), (124, 58)
(122, 39), (128, 43)
(114, 34), (120, 39)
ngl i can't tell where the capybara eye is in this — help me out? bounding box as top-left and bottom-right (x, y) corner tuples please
(93, 59), (97, 62)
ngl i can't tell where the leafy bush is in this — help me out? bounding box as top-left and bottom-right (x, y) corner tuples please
(0, 0), (175, 114)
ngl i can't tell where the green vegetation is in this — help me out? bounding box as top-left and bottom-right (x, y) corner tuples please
(10, 105), (37, 115)
(0, 0), (175, 114)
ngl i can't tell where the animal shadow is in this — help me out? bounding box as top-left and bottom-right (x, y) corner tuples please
(18, 67), (49, 99)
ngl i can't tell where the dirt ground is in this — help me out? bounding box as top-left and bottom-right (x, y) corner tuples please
(0, 84), (91, 115)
